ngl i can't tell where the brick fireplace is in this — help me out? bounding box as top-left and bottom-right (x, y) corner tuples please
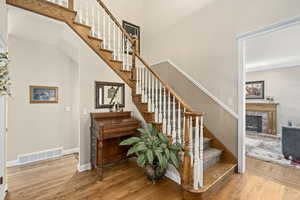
(246, 103), (279, 135)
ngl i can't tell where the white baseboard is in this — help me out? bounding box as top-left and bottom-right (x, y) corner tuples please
(77, 163), (91, 172)
(151, 60), (239, 119)
(6, 147), (79, 167)
(0, 184), (7, 200)
(62, 147), (79, 155)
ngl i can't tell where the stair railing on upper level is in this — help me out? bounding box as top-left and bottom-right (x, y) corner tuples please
(45, 0), (205, 190)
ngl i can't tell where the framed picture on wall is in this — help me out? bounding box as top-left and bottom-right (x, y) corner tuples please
(30, 86), (58, 104)
(246, 81), (265, 99)
(95, 81), (125, 109)
(122, 20), (140, 54)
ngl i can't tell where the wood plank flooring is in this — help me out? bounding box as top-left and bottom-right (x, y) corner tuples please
(5, 155), (300, 200)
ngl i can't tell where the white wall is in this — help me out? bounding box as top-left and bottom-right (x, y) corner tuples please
(247, 66), (300, 133)
(7, 36), (79, 161)
(0, 0), (8, 46)
(77, 39), (143, 166)
(152, 62), (238, 156)
(143, 0), (300, 115)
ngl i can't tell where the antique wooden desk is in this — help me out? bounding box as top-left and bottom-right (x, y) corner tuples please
(90, 112), (140, 180)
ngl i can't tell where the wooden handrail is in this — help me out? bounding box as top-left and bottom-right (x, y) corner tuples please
(135, 54), (194, 112)
(95, 0), (198, 114)
(96, 0), (134, 44)
(185, 111), (204, 117)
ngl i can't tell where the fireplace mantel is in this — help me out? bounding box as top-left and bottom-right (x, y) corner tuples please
(246, 103), (279, 135)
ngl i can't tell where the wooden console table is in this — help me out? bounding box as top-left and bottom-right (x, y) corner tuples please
(246, 103), (279, 135)
(90, 112), (140, 180)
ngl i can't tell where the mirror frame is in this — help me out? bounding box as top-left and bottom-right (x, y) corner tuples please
(95, 81), (125, 109)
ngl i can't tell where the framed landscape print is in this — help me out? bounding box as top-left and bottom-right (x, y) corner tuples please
(122, 20), (140, 54)
(30, 86), (58, 104)
(246, 81), (265, 99)
(95, 81), (125, 109)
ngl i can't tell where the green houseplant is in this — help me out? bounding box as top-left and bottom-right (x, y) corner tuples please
(120, 123), (183, 183)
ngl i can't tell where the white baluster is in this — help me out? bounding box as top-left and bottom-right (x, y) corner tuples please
(172, 96), (176, 142)
(167, 91), (171, 135)
(113, 24), (116, 60)
(97, 5), (101, 38)
(91, 2), (95, 36)
(85, 0), (89, 25)
(122, 34), (125, 70)
(103, 11), (106, 48)
(155, 79), (159, 122)
(183, 108), (186, 145)
(144, 69), (148, 103)
(126, 39), (129, 70)
(136, 66), (139, 95)
(159, 82), (163, 123)
(147, 74), (152, 112)
(141, 67), (145, 102)
(199, 116), (204, 188)
(108, 18), (111, 50)
(189, 116), (194, 167)
(194, 116), (200, 189)
(151, 76), (155, 112)
(147, 70), (151, 105)
(177, 104), (181, 144)
(143, 67), (147, 103)
(117, 30), (121, 61)
(163, 86), (167, 134)
(77, 0), (82, 23)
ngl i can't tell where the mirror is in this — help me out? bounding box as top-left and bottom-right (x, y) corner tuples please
(95, 81), (125, 109)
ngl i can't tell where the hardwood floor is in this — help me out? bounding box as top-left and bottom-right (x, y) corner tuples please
(6, 155), (300, 200)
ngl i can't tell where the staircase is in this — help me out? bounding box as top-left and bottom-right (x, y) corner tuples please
(6, 0), (237, 199)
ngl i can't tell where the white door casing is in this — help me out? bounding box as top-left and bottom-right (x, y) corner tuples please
(0, 96), (7, 200)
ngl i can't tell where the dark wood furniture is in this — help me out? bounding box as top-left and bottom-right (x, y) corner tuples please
(90, 112), (140, 180)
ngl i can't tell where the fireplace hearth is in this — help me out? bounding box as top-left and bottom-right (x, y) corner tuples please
(246, 115), (263, 133)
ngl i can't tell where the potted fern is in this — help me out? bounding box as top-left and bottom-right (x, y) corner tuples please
(120, 123), (183, 183)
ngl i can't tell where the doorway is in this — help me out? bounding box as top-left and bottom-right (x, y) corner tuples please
(238, 16), (300, 171)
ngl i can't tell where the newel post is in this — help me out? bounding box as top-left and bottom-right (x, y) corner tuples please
(182, 114), (192, 187)
(68, 0), (74, 10)
(131, 38), (137, 81)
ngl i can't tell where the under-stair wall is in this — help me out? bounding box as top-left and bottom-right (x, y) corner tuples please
(151, 61), (238, 157)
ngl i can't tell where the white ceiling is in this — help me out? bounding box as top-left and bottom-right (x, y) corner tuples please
(245, 23), (300, 72)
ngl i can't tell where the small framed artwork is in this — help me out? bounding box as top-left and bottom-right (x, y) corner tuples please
(30, 86), (58, 104)
(95, 81), (125, 109)
(246, 81), (265, 99)
(122, 20), (140, 54)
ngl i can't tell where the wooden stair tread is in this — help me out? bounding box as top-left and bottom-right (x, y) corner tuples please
(184, 162), (237, 193)
(73, 21), (91, 29)
(110, 59), (122, 64)
(88, 35), (103, 42)
(100, 48), (113, 53)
